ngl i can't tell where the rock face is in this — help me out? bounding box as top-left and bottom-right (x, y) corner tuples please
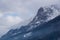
(0, 6), (60, 40)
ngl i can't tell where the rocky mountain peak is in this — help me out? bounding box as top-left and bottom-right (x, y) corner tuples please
(29, 6), (60, 26)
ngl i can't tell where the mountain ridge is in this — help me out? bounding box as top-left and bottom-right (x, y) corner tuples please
(0, 5), (60, 40)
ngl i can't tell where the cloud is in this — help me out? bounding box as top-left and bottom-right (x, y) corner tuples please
(2, 15), (23, 28)
(6, 16), (23, 25)
(0, 13), (3, 18)
(0, 0), (59, 19)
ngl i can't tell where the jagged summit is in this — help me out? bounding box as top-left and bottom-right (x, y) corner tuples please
(29, 5), (60, 28)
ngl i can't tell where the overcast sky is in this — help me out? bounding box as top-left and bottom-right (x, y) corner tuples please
(0, 0), (60, 37)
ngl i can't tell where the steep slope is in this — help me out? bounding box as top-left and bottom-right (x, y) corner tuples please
(27, 6), (60, 31)
(0, 5), (60, 40)
(26, 15), (60, 40)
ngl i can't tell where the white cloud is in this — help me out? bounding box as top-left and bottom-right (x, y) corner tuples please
(6, 16), (23, 25)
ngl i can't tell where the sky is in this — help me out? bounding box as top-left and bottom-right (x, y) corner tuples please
(0, 0), (60, 37)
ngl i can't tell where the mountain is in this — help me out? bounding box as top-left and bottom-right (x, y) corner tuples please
(0, 5), (60, 40)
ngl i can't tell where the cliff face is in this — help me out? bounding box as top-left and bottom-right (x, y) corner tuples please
(0, 6), (60, 40)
